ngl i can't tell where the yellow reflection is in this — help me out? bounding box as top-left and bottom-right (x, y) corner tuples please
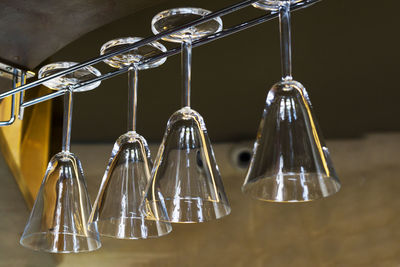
(0, 84), (53, 208)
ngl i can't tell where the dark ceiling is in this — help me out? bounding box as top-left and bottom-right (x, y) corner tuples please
(0, 0), (168, 69)
(1, 0), (399, 143)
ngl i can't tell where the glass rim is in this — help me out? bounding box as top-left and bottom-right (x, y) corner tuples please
(87, 218), (172, 239)
(20, 232), (101, 253)
(145, 198), (231, 223)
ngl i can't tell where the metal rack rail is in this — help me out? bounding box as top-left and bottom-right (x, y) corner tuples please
(0, 0), (320, 125)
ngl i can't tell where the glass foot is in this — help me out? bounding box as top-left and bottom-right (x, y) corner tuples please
(100, 37), (167, 69)
(151, 7), (223, 43)
(38, 62), (101, 92)
(252, 0), (304, 11)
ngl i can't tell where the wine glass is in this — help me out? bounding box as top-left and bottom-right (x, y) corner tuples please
(242, 1), (341, 202)
(142, 8), (231, 223)
(20, 62), (102, 253)
(87, 37), (172, 239)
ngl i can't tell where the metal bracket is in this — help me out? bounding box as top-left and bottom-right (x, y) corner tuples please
(0, 62), (33, 123)
(0, 69), (17, 126)
(0, 62), (34, 81)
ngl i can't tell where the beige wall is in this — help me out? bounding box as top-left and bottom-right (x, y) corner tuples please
(2, 133), (400, 266)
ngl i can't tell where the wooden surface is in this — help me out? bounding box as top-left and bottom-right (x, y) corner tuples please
(50, 133), (400, 266)
(1, 133), (399, 266)
(0, 142), (57, 266)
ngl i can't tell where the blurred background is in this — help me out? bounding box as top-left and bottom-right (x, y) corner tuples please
(0, 0), (399, 266)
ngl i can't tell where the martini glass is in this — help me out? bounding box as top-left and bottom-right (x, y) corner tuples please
(87, 37), (172, 239)
(20, 62), (102, 253)
(143, 8), (230, 223)
(242, 1), (341, 202)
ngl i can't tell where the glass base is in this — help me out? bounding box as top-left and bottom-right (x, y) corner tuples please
(252, 0), (304, 11)
(38, 62), (101, 92)
(151, 7), (223, 43)
(100, 37), (167, 69)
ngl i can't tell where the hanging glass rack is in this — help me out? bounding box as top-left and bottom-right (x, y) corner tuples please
(0, 0), (320, 125)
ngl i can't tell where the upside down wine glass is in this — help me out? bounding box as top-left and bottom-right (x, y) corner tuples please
(20, 62), (102, 253)
(242, 1), (341, 202)
(143, 8), (231, 223)
(87, 37), (172, 239)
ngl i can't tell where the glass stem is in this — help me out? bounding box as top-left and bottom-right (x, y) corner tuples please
(181, 37), (192, 108)
(61, 87), (73, 153)
(279, 1), (293, 81)
(128, 65), (138, 132)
